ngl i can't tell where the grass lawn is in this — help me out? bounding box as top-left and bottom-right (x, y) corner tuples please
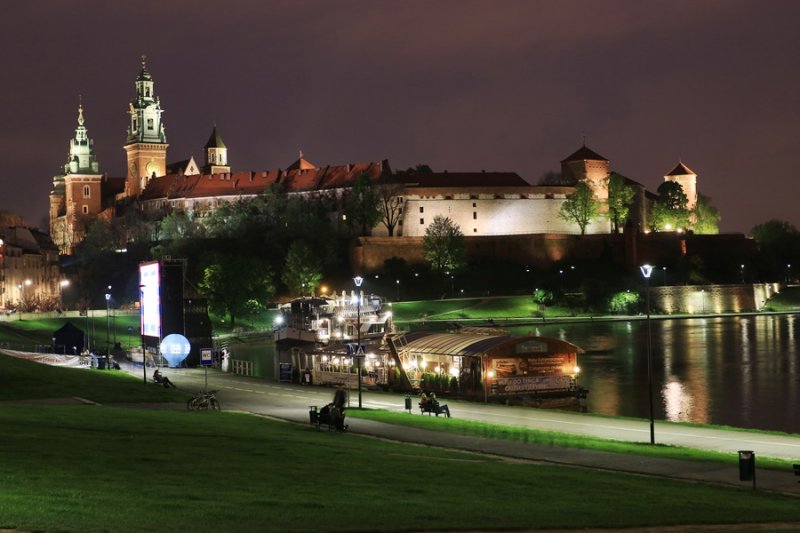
(0, 352), (186, 404)
(1, 354), (800, 532)
(393, 295), (586, 323)
(347, 409), (794, 470)
(2, 406), (800, 533)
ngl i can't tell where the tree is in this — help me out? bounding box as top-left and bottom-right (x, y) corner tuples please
(605, 173), (635, 233)
(423, 215), (465, 273)
(538, 170), (576, 186)
(377, 181), (405, 236)
(199, 255), (275, 328)
(691, 194), (720, 234)
(159, 211), (200, 241)
(281, 241), (322, 296)
(650, 181), (690, 231)
(751, 219), (800, 281)
(397, 164), (433, 174)
(559, 182), (599, 235)
(343, 172), (381, 236)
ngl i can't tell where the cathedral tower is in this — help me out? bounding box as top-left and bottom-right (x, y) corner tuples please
(50, 100), (103, 254)
(124, 55), (168, 197)
(203, 126), (230, 174)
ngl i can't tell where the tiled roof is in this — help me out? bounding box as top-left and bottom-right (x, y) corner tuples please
(141, 160), (392, 201)
(400, 172), (528, 188)
(666, 161), (696, 176)
(561, 145), (609, 163)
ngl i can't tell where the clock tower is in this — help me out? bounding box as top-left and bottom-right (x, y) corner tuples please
(124, 55), (168, 197)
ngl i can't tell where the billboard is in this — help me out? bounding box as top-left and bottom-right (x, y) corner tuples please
(140, 261), (161, 338)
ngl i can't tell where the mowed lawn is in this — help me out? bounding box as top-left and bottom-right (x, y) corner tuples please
(1, 354), (800, 532)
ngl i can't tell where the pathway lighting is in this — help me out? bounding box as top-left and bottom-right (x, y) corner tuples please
(353, 275), (364, 408)
(640, 263), (655, 445)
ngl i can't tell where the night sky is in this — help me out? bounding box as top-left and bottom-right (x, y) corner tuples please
(2, 1), (798, 233)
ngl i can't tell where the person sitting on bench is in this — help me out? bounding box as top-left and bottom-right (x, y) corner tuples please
(430, 393), (451, 418)
(153, 369), (176, 389)
(419, 392), (430, 411)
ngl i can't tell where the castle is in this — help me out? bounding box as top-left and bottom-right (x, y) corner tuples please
(48, 57), (700, 256)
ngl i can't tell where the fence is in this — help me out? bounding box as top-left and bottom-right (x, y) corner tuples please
(229, 359), (254, 377)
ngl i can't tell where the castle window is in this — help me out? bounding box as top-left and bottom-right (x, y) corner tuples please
(145, 87), (150, 97)
(132, 118), (137, 131)
(83, 185), (90, 198)
(473, 202), (477, 208)
(419, 206), (424, 213)
(82, 205), (89, 215)
(420, 218), (424, 225)
(474, 228), (477, 233)
(473, 212), (477, 220)
(147, 118), (154, 130)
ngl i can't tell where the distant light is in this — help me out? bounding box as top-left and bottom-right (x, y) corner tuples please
(274, 315), (284, 325)
(640, 264), (654, 279)
(573, 366), (581, 374)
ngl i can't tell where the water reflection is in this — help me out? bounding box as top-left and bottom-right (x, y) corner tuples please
(507, 315), (800, 434)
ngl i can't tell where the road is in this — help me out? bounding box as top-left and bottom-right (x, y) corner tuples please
(160, 366), (800, 462)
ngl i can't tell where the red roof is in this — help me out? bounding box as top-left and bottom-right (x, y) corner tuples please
(140, 160), (391, 201)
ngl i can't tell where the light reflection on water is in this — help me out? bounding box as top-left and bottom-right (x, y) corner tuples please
(509, 315), (800, 434)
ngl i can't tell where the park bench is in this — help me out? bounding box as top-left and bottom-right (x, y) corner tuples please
(419, 401), (450, 417)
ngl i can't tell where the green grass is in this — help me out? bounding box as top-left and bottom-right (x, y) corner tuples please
(1, 314), (141, 351)
(764, 286), (800, 311)
(392, 295), (587, 322)
(0, 352), (186, 403)
(2, 406), (800, 533)
(1, 353), (800, 531)
(347, 409), (794, 470)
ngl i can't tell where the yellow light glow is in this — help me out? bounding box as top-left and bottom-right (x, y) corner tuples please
(449, 367), (459, 377)
(487, 370), (495, 378)
(573, 366), (581, 374)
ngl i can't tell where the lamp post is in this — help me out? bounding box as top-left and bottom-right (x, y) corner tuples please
(105, 292), (111, 356)
(396, 279), (400, 301)
(740, 264), (745, 284)
(18, 279), (31, 320)
(139, 284), (147, 384)
(353, 276), (364, 408)
(640, 264), (655, 445)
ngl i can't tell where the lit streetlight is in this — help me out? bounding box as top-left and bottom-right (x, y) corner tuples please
(353, 275), (364, 409)
(640, 263), (656, 445)
(105, 291), (111, 360)
(59, 279), (70, 309)
(395, 279), (400, 301)
(740, 264), (745, 284)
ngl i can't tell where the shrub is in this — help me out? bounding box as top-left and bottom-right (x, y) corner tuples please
(608, 291), (641, 314)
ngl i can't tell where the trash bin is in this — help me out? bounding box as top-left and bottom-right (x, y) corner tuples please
(309, 406), (318, 425)
(96, 356), (106, 370)
(404, 394), (412, 412)
(738, 450), (755, 482)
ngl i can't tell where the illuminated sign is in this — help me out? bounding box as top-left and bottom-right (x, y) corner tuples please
(139, 262), (161, 338)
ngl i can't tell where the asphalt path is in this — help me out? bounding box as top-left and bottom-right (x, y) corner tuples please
(157, 366), (800, 462)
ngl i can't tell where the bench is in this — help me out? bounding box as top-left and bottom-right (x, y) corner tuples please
(419, 402), (451, 417)
(309, 407), (347, 432)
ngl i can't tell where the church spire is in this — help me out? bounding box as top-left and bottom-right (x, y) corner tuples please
(64, 98), (100, 175)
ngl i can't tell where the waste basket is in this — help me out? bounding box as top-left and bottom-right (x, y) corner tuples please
(309, 406), (318, 425)
(738, 450), (755, 482)
(404, 394), (412, 412)
(96, 356), (107, 370)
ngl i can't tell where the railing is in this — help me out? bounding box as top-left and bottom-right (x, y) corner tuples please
(230, 359), (254, 377)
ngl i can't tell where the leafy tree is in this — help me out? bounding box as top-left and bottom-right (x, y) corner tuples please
(281, 241), (322, 296)
(608, 291), (640, 314)
(423, 215), (465, 273)
(377, 181), (406, 236)
(159, 211), (201, 241)
(397, 164), (433, 174)
(752, 219), (800, 281)
(199, 255), (275, 328)
(81, 218), (117, 255)
(691, 194), (720, 234)
(559, 182), (599, 235)
(533, 289), (555, 307)
(343, 172), (381, 236)
(649, 181), (690, 231)
(605, 173), (636, 233)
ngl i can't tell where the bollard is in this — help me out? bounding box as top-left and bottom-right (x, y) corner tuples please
(404, 394), (412, 413)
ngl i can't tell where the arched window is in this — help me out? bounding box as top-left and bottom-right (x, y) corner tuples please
(82, 205), (89, 214)
(83, 185), (90, 198)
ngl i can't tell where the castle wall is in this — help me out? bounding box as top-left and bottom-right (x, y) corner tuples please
(651, 283), (779, 313)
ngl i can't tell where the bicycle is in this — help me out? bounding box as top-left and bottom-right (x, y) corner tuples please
(187, 390), (221, 411)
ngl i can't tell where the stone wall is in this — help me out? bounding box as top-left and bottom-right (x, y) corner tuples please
(650, 283), (780, 313)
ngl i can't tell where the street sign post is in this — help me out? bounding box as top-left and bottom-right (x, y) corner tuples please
(201, 348), (213, 390)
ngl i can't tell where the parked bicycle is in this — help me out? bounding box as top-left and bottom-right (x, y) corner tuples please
(187, 390), (220, 411)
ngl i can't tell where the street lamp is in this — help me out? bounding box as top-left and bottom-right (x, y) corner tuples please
(661, 266), (667, 286)
(353, 275), (364, 408)
(105, 292), (111, 357)
(396, 279), (400, 301)
(59, 279), (70, 309)
(740, 264), (745, 284)
(139, 284), (147, 384)
(640, 263), (655, 445)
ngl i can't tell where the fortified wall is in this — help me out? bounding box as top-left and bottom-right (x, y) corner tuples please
(650, 283), (780, 313)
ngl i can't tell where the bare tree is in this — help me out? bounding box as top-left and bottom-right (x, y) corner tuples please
(377, 182), (405, 236)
